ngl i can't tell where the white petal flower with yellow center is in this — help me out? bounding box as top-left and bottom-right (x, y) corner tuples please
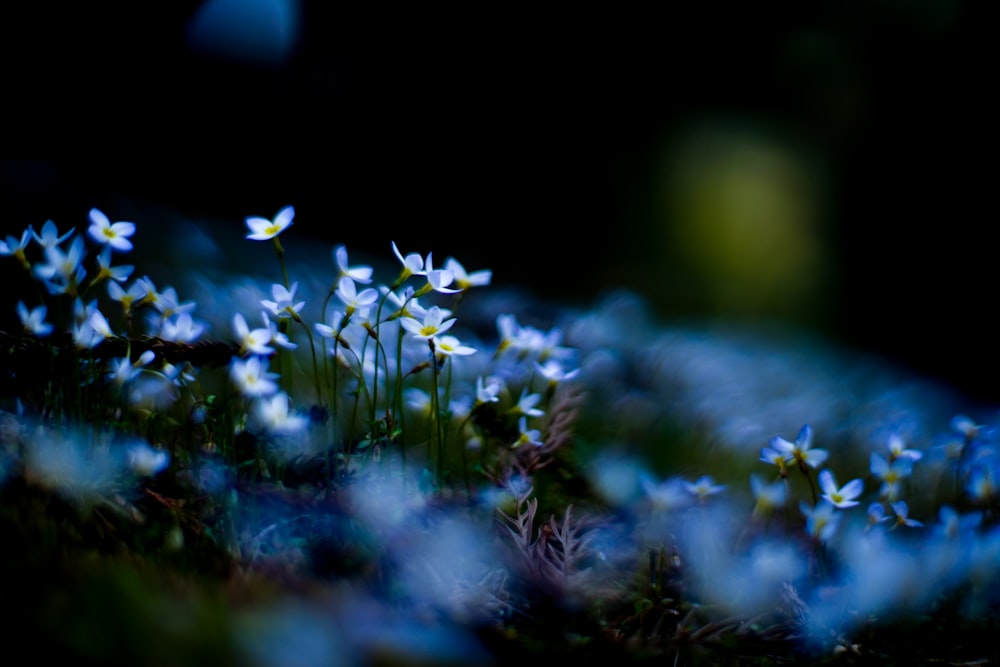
(88, 208), (136, 252)
(245, 205), (294, 240)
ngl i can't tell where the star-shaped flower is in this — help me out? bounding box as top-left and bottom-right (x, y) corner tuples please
(245, 205), (294, 240)
(17, 301), (53, 336)
(261, 282), (306, 321)
(771, 424), (828, 472)
(818, 469), (864, 508)
(88, 208), (136, 252)
(400, 305), (456, 341)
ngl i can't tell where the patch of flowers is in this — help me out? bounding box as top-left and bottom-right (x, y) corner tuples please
(2, 208), (1000, 665)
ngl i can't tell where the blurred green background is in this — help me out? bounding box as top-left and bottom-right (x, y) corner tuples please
(1, 1), (993, 402)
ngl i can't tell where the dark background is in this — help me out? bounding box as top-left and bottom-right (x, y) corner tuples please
(1, 2), (995, 403)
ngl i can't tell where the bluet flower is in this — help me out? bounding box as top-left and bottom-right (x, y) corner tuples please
(245, 205), (294, 240)
(17, 301), (53, 336)
(88, 208), (135, 252)
(818, 469), (864, 508)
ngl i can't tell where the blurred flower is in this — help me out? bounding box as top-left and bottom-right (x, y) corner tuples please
(512, 416), (542, 448)
(17, 301), (52, 336)
(233, 312), (274, 356)
(889, 500), (923, 529)
(443, 257), (491, 290)
(255, 392), (308, 434)
(870, 451), (913, 501)
(127, 441), (170, 476)
(434, 334), (477, 358)
(801, 500), (840, 542)
(231, 355), (280, 397)
(685, 475), (725, 502)
(886, 432), (923, 463)
(750, 473), (785, 518)
(160, 312), (205, 343)
(31, 219), (73, 250)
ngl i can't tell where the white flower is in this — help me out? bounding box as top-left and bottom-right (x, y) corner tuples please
(443, 257), (491, 290)
(333, 245), (373, 284)
(334, 277), (379, 318)
(255, 392), (308, 434)
(127, 441), (170, 476)
(684, 475), (725, 501)
(88, 208), (136, 252)
(261, 282), (305, 320)
(770, 424), (828, 470)
(230, 356), (279, 397)
(160, 312), (205, 343)
(400, 305), (456, 341)
(31, 220), (73, 250)
(233, 312), (274, 356)
(245, 205), (294, 240)
(513, 416), (542, 448)
(17, 301), (53, 336)
(475, 375), (503, 404)
(434, 334), (477, 357)
(819, 469), (864, 508)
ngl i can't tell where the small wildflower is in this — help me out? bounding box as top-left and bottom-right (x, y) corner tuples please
(870, 451), (913, 501)
(233, 312), (274, 356)
(685, 475), (725, 502)
(107, 280), (146, 315)
(475, 375), (503, 405)
(641, 474), (691, 511)
(1, 227), (34, 270)
(434, 334), (477, 358)
(443, 257), (492, 290)
(31, 220), (73, 250)
(261, 282), (306, 321)
(127, 442), (170, 477)
(935, 504), (982, 540)
(160, 312), (205, 343)
(750, 473), (786, 518)
(866, 502), (891, 530)
(333, 245), (373, 284)
(230, 356), (280, 397)
(534, 359), (581, 386)
(801, 500), (840, 542)
(771, 424), (828, 472)
(886, 432), (923, 463)
(34, 235), (87, 295)
(510, 389), (544, 418)
(818, 469), (864, 508)
(245, 205), (294, 240)
(965, 464), (997, 505)
(414, 253), (459, 296)
(400, 305), (456, 341)
(87, 208), (136, 252)
(17, 301), (53, 336)
(390, 241), (428, 286)
(759, 445), (789, 477)
(335, 276), (379, 318)
(92, 245), (134, 284)
(263, 312), (297, 349)
(889, 500), (923, 529)
(512, 416), (542, 448)
(255, 392), (308, 434)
